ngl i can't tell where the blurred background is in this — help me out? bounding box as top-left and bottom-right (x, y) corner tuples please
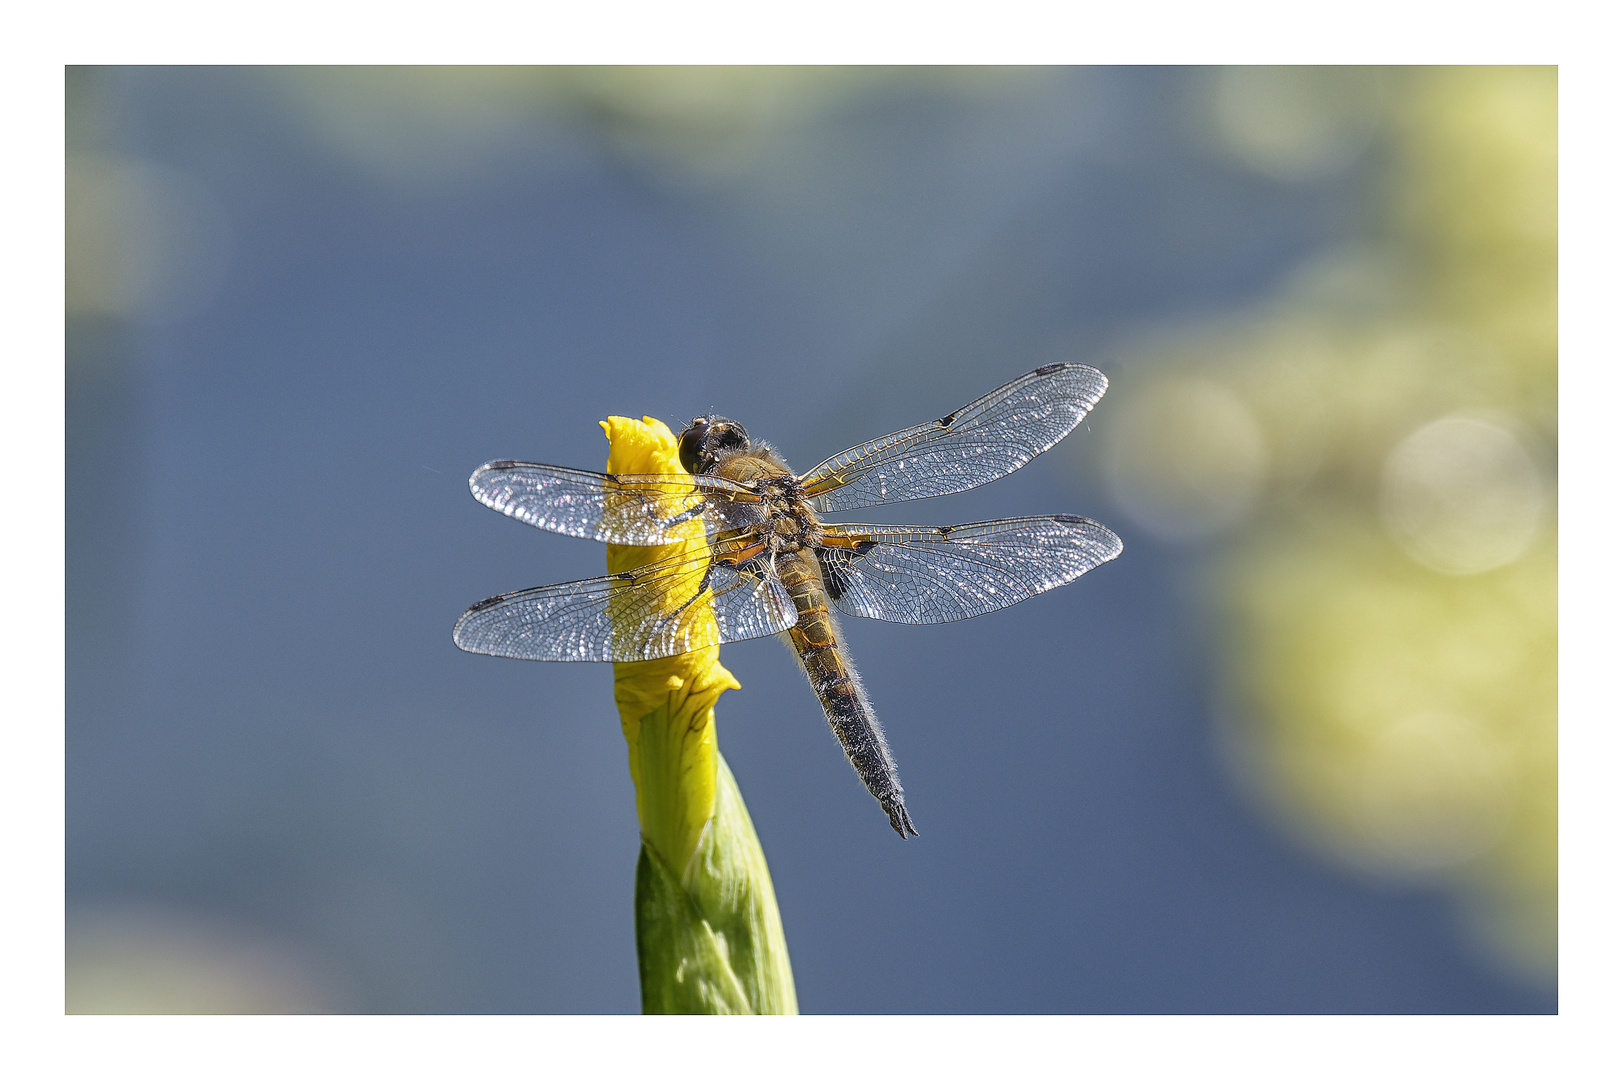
(66, 66), (1556, 1013)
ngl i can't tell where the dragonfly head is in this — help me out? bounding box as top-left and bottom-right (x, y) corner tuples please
(678, 415), (751, 474)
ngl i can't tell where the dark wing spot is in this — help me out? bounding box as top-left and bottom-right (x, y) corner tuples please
(468, 593), (509, 612)
(938, 526), (952, 537)
(815, 547), (852, 601)
(1034, 363), (1066, 376)
(937, 412), (957, 427)
(1053, 514), (1085, 524)
(487, 459), (519, 470)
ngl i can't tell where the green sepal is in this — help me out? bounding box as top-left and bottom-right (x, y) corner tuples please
(634, 753), (797, 1015)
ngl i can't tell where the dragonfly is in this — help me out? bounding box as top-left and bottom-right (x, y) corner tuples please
(453, 364), (1123, 838)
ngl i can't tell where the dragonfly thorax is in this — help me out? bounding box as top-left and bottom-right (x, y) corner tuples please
(707, 448), (819, 554)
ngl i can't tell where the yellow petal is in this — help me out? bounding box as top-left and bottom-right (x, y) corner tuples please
(603, 415), (737, 875)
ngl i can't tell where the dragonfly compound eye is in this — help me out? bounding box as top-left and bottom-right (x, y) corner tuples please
(678, 416), (750, 474)
(711, 420), (749, 454)
(678, 417), (711, 474)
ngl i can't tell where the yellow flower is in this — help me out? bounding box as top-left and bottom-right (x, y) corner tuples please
(603, 415), (742, 875)
(601, 415), (796, 1014)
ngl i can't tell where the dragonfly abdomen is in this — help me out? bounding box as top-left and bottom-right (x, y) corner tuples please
(777, 551), (918, 839)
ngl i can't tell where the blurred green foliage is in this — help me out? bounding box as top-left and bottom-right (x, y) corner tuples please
(1100, 67), (1557, 981)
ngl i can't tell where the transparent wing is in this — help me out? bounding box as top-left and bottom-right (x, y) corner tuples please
(469, 461), (767, 546)
(799, 364), (1108, 513)
(452, 545), (798, 662)
(816, 516), (1122, 624)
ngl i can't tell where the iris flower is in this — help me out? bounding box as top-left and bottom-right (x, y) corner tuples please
(602, 415), (797, 1015)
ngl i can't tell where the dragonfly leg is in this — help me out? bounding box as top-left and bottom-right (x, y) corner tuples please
(655, 499), (706, 531)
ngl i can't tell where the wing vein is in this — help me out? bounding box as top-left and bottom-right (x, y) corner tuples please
(799, 365), (1108, 511)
